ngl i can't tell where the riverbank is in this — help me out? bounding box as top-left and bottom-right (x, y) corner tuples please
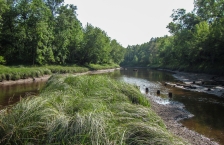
(0, 67), (221, 144)
(0, 68), (120, 86)
(147, 69), (222, 144)
(0, 63), (120, 86)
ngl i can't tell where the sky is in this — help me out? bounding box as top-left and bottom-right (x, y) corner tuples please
(64, 0), (194, 47)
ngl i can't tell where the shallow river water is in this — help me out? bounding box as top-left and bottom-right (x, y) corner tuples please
(0, 81), (46, 109)
(108, 68), (224, 145)
(0, 68), (224, 144)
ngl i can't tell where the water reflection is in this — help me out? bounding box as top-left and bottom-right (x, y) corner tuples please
(0, 81), (46, 109)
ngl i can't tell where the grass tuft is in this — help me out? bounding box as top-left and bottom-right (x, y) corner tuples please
(0, 75), (186, 144)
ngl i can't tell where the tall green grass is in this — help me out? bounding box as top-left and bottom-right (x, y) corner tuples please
(46, 65), (88, 74)
(87, 63), (120, 70)
(0, 75), (186, 144)
(0, 65), (51, 81)
(0, 64), (119, 82)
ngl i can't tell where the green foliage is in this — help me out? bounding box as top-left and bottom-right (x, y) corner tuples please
(79, 24), (112, 64)
(0, 0), (124, 66)
(0, 0), (8, 30)
(110, 39), (125, 64)
(122, 1), (224, 74)
(0, 66), (51, 81)
(46, 65), (88, 73)
(194, 0), (224, 22)
(87, 63), (119, 70)
(0, 64), (120, 81)
(0, 75), (186, 144)
(0, 56), (6, 64)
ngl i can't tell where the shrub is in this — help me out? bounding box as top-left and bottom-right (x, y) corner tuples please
(0, 56), (6, 64)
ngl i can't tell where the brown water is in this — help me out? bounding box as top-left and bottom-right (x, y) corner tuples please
(1, 68), (224, 144)
(106, 68), (224, 145)
(0, 81), (46, 110)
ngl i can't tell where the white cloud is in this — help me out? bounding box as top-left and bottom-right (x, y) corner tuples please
(64, 0), (194, 47)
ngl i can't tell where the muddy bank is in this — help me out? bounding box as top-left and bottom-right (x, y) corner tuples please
(148, 96), (219, 145)
(0, 75), (51, 86)
(159, 69), (224, 97)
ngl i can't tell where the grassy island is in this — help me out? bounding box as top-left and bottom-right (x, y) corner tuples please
(0, 75), (186, 144)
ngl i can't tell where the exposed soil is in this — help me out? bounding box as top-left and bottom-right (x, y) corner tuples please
(0, 75), (51, 86)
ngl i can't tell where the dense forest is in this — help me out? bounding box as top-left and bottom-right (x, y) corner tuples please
(122, 0), (224, 74)
(1, 0), (224, 75)
(0, 0), (125, 65)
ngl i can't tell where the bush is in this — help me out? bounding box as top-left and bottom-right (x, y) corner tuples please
(6, 74), (11, 80)
(0, 56), (6, 64)
(11, 73), (20, 80)
(0, 74), (6, 81)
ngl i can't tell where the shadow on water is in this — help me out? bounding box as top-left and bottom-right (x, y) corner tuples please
(106, 68), (224, 145)
(0, 81), (46, 110)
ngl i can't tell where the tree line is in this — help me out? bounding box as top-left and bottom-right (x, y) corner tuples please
(122, 0), (224, 73)
(0, 0), (125, 65)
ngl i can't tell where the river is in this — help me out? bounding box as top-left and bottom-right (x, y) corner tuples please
(0, 68), (224, 144)
(0, 80), (46, 110)
(108, 68), (224, 145)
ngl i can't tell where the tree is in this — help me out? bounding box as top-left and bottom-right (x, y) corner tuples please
(0, 0), (124, 66)
(0, 0), (55, 65)
(0, 0), (8, 30)
(53, 4), (82, 64)
(110, 39), (125, 64)
(44, 0), (64, 16)
(190, 21), (210, 63)
(80, 24), (111, 64)
(194, 0), (224, 22)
